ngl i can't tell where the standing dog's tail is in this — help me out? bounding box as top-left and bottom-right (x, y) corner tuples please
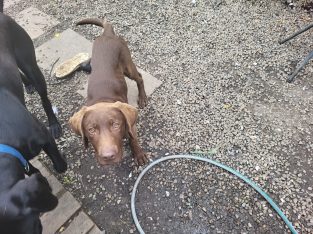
(76, 18), (115, 36)
(0, 0), (4, 13)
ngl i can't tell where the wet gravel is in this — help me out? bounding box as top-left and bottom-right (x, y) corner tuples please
(5, 0), (313, 233)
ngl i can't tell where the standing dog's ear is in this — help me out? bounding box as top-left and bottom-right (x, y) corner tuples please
(113, 102), (138, 138)
(2, 173), (58, 218)
(69, 106), (89, 148)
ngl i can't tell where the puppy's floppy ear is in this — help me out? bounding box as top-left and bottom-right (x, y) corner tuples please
(69, 106), (89, 148)
(3, 173), (58, 218)
(113, 102), (138, 138)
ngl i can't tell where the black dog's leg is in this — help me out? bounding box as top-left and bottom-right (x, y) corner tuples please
(79, 58), (91, 73)
(20, 70), (36, 94)
(42, 133), (67, 173)
(13, 27), (62, 139)
(287, 50), (313, 83)
(18, 64), (62, 139)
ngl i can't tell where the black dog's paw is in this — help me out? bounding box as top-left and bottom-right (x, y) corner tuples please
(80, 61), (92, 74)
(49, 123), (62, 139)
(28, 173), (58, 211)
(54, 153), (67, 173)
(25, 84), (36, 94)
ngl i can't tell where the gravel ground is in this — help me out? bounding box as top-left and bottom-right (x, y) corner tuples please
(6, 0), (313, 233)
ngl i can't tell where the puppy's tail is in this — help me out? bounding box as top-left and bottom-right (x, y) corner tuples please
(76, 18), (115, 36)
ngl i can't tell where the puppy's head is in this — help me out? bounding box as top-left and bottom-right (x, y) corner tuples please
(69, 102), (138, 165)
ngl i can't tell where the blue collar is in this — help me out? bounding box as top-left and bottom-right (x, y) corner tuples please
(0, 144), (29, 172)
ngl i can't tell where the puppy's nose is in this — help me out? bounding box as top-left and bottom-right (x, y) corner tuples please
(100, 148), (118, 160)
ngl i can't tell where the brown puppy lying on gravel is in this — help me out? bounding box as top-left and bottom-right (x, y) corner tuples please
(69, 18), (148, 165)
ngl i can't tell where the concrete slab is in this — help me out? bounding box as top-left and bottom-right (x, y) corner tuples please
(15, 7), (59, 40)
(62, 212), (94, 234)
(36, 29), (92, 74)
(77, 68), (162, 107)
(3, 0), (21, 9)
(41, 191), (81, 234)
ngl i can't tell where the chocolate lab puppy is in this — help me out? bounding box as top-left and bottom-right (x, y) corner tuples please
(0, 6), (62, 139)
(70, 18), (148, 165)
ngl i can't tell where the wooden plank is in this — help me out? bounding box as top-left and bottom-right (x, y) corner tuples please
(62, 212), (94, 234)
(41, 191), (81, 234)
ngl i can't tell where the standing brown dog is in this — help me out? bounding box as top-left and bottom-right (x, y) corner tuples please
(69, 19), (148, 165)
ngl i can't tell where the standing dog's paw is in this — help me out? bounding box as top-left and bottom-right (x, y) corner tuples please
(49, 123), (62, 139)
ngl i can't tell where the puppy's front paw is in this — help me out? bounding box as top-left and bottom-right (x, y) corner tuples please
(134, 151), (149, 165)
(49, 123), (62, 139)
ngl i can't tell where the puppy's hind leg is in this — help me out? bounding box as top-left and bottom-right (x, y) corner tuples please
(122, 57), (147, 107)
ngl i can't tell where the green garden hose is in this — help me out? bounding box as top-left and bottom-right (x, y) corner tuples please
(131, 154), (297, 234)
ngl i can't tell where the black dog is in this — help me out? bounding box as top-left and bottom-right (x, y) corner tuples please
(0, 5), (67, 234)
(0, 4), (61, 139)
(0, 173), (58, 234)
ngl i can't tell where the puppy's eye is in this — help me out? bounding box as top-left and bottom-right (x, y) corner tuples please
(88, 127), (96, 134)
(112, 122), (120, 129)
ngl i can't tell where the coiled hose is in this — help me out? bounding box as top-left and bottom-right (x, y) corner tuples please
(131, 155), (297, 234)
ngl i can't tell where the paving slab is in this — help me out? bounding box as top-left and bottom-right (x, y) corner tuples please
(3, 0), (21, 9)
(62, 211), (94, 234)
(77, 68), (162, 107)
(15, 7), (59, 40)
(41, 191), (81, 234)
(36, 28), (92, 74)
